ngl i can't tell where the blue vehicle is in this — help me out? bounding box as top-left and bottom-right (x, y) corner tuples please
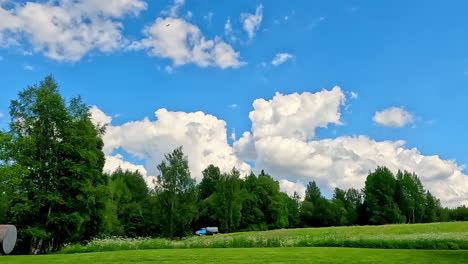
(195, 227), (219, 236)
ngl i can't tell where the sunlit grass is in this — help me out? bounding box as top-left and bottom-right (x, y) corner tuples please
(59, 222), (468, 254)
(8, 248), (468, 264)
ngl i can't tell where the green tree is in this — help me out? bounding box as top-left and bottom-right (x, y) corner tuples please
(154, 147), (197, 238)
(211, 168), (244, 232)
(423, 191), (443, 223)
(195, 165), (222, 229)
(395, 171), (425, 223)
(107, 168), (150, 237)
(5, 76), (107, 253)
(364, 167), (403, 225)
(345, 188), (362, 225)
(332, 188), (350, 226)
(301, 181), (335, 227)
(239, 172), (265, 230)
(285, 191), (301, 228)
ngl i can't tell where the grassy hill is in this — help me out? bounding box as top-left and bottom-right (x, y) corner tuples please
(59, 222), (468, 253)
(5, 248), (468, 264)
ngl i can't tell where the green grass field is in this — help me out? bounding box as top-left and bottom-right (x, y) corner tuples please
(59, 222), (468, 253)
(5, 248), (468, 264)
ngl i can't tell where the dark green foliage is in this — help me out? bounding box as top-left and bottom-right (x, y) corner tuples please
(394, 171), (425, 223)
(301, 181), (336, 227)
(154, 147), (197, 238)
(105, 168), (152, 237)
(210, 168), (244, 232)
(237, 171), (292, 230)
(364, 167), (404, 224)
(2, 76), (107, 254)
(0, 76), (465, 255)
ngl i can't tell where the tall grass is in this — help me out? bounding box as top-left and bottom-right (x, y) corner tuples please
(58, 222), (468, 254)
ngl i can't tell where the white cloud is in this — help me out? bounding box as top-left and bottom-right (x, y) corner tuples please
(23, 64), (34, 71)
(373, 107), (414, 128)
(223, 17), (238, 43)
(161, 0), (185, 17)
(165, 65), (174, 74)
(90, 106), (251, 183)
(204, 12), (214, 24)
(130, 17), (244, 69)
(224, 18), (232, 36)
(350, 91), (358, 99)
(230, 128), (236, 141)
(104, 154), (155, 186)
(279, 179), (306, 198)
(89, 105), (112, 125)
(0, 0), (147, 61)
(0, 112), (4, 118)
(233, 88), (468, 207)
(241, 5), (263, 39)
(271, 53), (294, 66)
(251, 135), (468, 207)
(248, 87), (345, 140)
(89, 87), (467, 207)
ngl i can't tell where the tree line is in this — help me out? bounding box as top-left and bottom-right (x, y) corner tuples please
(0, 76), (467, 254)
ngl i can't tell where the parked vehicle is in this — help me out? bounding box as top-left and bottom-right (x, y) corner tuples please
(195, 227), (219, 236)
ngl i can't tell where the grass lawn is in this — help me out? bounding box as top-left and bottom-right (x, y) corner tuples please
(60, 222), (468, 253)
(4, 247), (468, 264)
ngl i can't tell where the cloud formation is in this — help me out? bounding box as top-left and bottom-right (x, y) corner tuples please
(161, 0), (185, 17)
(90, 106), (250, 184)
(23, 64), (34, 71)
(373, 107), (414, 128)
(233, 87), (467, 207)
(90, 88), (467, 207)
(279, 179), (307, 198)
(271, 53), (294, 66)
(247, 87), (345, 140)
(241, 5), (263, 39)
(0, 0), (147, 61)
(130, 17), (244, 69)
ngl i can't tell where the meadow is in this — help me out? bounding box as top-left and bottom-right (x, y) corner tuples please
(58, 222), (468, 254)
(5, 247), (468, 264)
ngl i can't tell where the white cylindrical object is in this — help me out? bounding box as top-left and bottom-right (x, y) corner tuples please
(0, 225), (17, 255)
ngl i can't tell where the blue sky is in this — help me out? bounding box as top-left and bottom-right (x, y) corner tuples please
(0, 0), (467, 206)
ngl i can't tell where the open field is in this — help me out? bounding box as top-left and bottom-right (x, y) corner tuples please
(5, 248), (468, 264)
(59, 222), (468, 253)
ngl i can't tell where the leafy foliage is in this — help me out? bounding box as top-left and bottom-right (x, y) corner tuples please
(0, 76), (466, 255)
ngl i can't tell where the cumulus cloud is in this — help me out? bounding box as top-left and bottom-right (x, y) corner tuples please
(104, 154), (155, 186)
(23, 64), (34, 71)
(279, 179), (306, 198)
(90, 106), (250, 183)
(373, 107), (414, 128)
(233, 88), (468, 207)
(224, 18), (233, 36)
(130, 17), (244, 69)
(91, 88), (468, 207)
(204, 12), (214, 24)
(271, 53), (294, 66)
(248, 87), (345, 140)
(0, 0), (147, 61)
(161, 0), (185, 17)
(241, 5), (263, 39)
(0, 112), (4, 118)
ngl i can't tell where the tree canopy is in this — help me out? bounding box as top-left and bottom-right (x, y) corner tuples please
(0, 76), (466, 255)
